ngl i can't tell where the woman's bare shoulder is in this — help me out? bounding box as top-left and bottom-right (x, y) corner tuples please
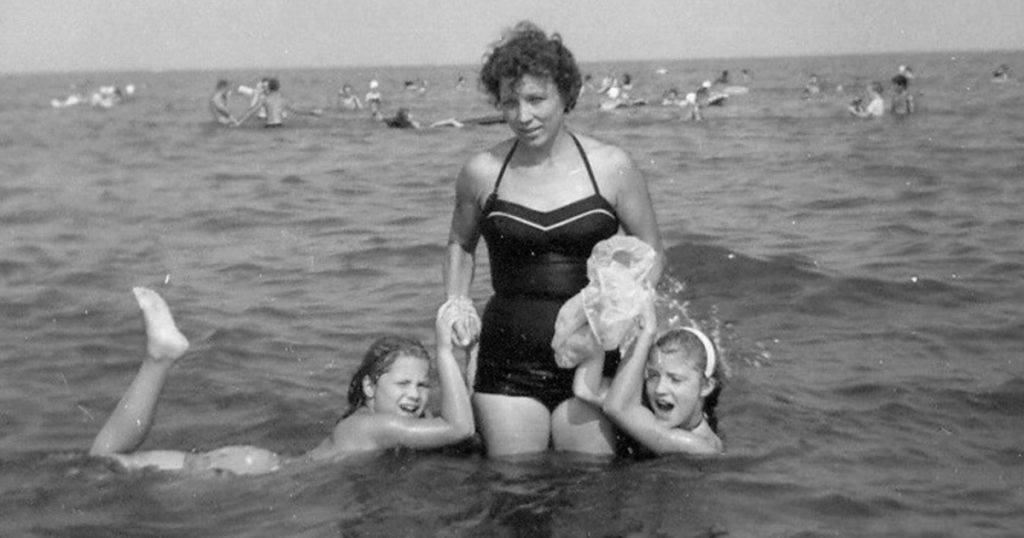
(571, 133), (635, 169)
(571, 133), (641, 194)
(461, 138), (515, 177)
(456, 138), (516, 203)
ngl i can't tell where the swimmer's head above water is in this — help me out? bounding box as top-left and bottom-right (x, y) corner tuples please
(646, 327), (722, 431)
(344, 336), (433, 418)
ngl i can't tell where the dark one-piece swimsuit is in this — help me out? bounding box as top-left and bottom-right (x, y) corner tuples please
(475, 133), (622, 411)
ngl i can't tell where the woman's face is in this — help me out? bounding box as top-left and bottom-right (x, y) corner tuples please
(367, 355), (430, 417)
(498, 74), (566, 149)
(644, 349), (709, 429)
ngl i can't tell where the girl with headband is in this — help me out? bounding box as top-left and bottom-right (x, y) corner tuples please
(573, 294), (723, 456)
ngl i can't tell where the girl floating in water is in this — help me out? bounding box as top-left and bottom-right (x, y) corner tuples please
(337, 84), (364, 111)
(89, 287), (475, 475)
(573, 293), (723, 456)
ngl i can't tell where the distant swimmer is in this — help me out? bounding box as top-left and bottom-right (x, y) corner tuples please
(404, 78), (428, 93)
(209, 79), (236, 125)
(51, 92), (86, 109)
(240, 78), (269, 119)
(598, 77), (647, 111)
(714, 70), (730, 85)
(849, 82), (884, 118)
(366, 78), (383, 120)
(621, 73), (633, 92)
(661, 88), (683, 106)
(53, 83), (131, 109)
(337, 84), (363, 110)
(598, 79), (623, 111)
(991, 63), (1011, 83)
(236, 78), (277, 127)
(383, 107), (421, 129)
(382, 107), (466, 129)
(235, 77), (322, 128)
(890, 74), (915, 116)
(578, 74), (594, 98)
(89, 86), (123, 109)
(696, 80), (727, 108)
(682, 92), (704, 122)
(803, 74), (822, 96)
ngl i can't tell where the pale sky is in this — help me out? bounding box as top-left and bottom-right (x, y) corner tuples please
(1, 0), (1021, 73)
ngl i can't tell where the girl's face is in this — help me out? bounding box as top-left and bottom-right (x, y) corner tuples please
(498, 74), (566, 149)
(366, 355), (430, 417)
(644, 349), (712, 429)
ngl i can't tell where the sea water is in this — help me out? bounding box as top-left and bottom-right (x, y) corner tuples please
(1, 50), (1022, 537)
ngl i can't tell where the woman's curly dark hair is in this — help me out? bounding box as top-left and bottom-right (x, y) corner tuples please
(479, 21), (582, 113)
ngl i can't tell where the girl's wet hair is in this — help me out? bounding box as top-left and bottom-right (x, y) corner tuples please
(479, 20), (583, 113)
(343, 335), (431, 417)
(652, 328), (724, 432)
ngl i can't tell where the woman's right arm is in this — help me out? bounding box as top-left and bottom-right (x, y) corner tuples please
(442, 157), (486, 344)
(444, 161), (483, 295)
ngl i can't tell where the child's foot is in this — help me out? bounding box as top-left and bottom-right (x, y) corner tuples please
(132, 287), (189, 361)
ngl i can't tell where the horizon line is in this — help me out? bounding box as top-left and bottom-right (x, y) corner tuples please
(4, 46), (1020, 77)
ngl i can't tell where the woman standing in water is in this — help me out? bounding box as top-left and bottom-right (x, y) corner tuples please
(441, 21), (665, 457)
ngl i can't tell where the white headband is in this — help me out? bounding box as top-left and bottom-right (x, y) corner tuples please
(680, 326), (717, 379)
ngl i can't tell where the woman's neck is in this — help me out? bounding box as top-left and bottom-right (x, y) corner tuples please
(512, 126), (571, 166)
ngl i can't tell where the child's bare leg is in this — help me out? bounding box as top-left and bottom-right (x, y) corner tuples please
(90, 287), (189, 456)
